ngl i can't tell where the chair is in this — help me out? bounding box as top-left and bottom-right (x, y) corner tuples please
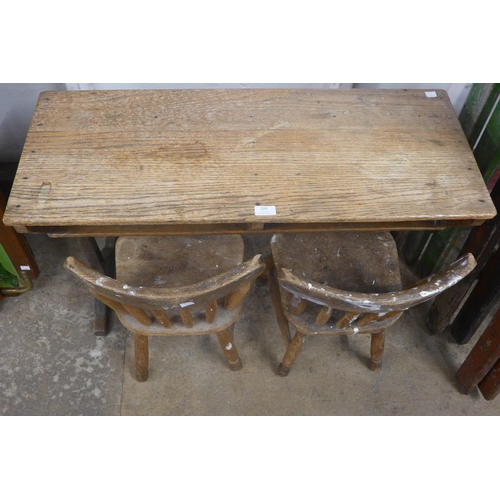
(268, 232), (476, 377)
(64, 235), (265, 381)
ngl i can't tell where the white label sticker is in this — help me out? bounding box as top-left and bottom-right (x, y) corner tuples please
(254, 205), (276, 216)
(20, 266), (31, 270)
(425, 91), (437, 98)
(180, 301), (195, 308)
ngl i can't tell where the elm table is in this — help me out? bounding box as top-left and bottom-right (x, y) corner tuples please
(3, 89), (497, 333)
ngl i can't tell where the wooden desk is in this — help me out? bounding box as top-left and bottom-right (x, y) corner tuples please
(2, 89), (496, 335)
(2, 89), (496, 236)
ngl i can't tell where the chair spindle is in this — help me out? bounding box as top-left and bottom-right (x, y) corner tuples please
(288, 293), (306, 316)
(337, 312), (361, 328)
(89, 289), (128, 316)
(206, 299), (217, 323)
(225, 282), (251, 310)
(358, 311), (401, 327)
(152, 309), (172, 329)
(315, 306), (334, 326)
(123, 304), (153, 326)
(180, 307), (194, 328)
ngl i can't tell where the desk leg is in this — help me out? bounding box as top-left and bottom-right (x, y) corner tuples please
(79, 237), (117, 336)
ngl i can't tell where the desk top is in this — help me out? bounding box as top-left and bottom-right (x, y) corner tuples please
(3, 89), (496, 235)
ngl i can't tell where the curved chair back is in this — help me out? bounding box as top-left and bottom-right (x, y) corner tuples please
(64, 254), (264, 330)
(278, 253), (476, 334)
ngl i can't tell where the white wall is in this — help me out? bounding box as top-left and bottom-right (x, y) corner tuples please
(0, 83), (470, 163)
(0, 83), (66, 162)
(76, 83), (470, 112)
(353, 83), (472, 115)
(66, 83), (348, 90)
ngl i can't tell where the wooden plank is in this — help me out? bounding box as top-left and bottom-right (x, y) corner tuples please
(409, 84), (500, 277)
(15, 219), (484, 238)
(427, 84), (500, 341)
(470, 84), (500, 176)
(456, 307), (500, 394)
(478, 356), (500, 400)
(0, 191), (39, 280)
(3, 89), (495, 231)
(426, 160), (500, 336)
(451, 243), (500, 344)
(446, 92), (500, 341)
(459, 84), (498, 146)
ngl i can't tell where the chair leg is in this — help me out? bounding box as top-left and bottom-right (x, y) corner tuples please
(255, 255), (272, 286)
(369, 331), (385, 371)
(134, 333), (149, 382)
(278, 330), (307, 377)
(216, 328), (243, 371)
(267, 262), (292, 347)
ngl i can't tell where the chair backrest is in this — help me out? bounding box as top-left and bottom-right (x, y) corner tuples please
(278, 253), (477, 329)
(64, 254), (264, 328)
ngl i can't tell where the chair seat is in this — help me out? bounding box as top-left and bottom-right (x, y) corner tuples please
(114, 235), (246, 329)
(116, 235), (244, 288)
(271, 232), (402, 294)
(271, 232), (403, 335)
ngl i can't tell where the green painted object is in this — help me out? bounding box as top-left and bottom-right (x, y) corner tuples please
(411, 83), (500, 277)
(460, 83), (498, 144)
(417, 227), (462, 278)
(0, 244), (19, 288)
(467, 84), (500, 146)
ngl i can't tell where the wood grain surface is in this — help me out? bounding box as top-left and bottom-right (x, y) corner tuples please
(3, 89), (496, 232)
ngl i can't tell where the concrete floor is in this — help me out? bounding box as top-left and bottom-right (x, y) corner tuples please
(1, 232), (499, 416)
